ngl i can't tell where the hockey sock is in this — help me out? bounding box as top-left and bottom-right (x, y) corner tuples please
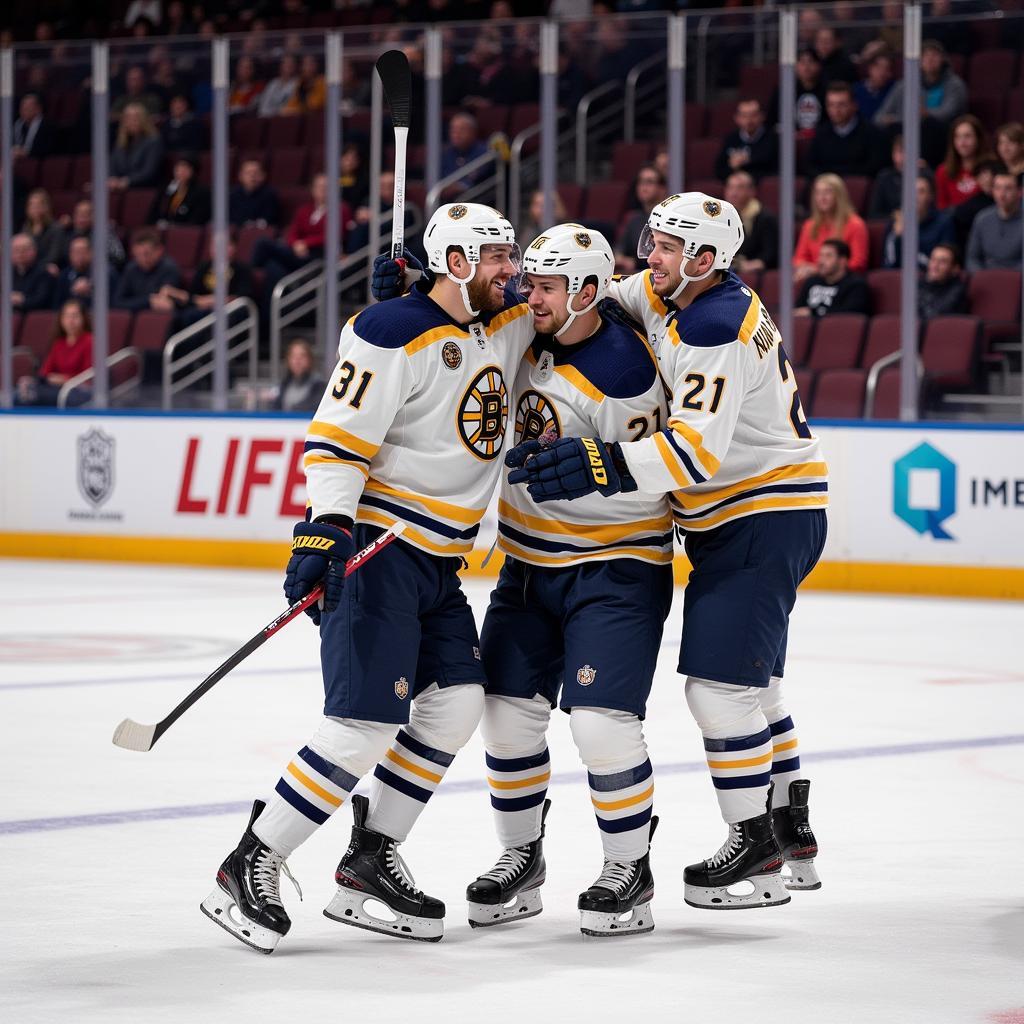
(571, 708), (654, 862)
(759, 677), (802, 809)
(482, 694), (552, 848)
(685, 677), (772, 824)
(366, 683), (483, 842)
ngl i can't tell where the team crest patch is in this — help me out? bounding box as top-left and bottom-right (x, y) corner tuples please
(395, 677), (410, 699)
(702, 199), (722, 217)
(515, 389), (561, 444)
(573, 231), (592, 249)
(77, 427), (115, 508)
(442, 340), (463, 369)
(458, 365), (508, 460)
(448, 204), (468, 219)
(577, 665), (597, 687)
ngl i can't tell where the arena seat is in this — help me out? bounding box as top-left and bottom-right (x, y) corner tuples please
(867, 219), (888, 269)
(867, 270), (901, 315)
(705, 100), (736, 139)
(556, 182), (584, 220)
(806, 313), (867, 371)
(582, 181), (629, 225)
(793, 368), (815, 410)
(128, 310), (174, 352)
(738, 65), (777, 105)
(870, 366), (902, 419)
(266, 115), (303, 149)
(811, 368), (866, 418)
(230, 117), (265, 150)
(19, 311), (58, 362)
(685, 102), (707, 140)
(120, 189), (157, 230)
(685, 138), (720, 181)
(106, 310), (134, 353)
(14, 156), (39, 188)
(787, 314), (814, 366)
(39, 156), (74, 193)
(967, 269), (1022, 348)
(611, 141), (654, 182)
(921, 315), (980, 392)
(967, 49), (1019, 95)
(844, 176), (871, 216)
(860, 314), (902, 369)
(163, 225), (205, 271)
(269, 148), (308, 187)
(236, 225), (275, 263)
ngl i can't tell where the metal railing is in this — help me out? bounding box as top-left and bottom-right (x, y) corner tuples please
(162, 297), (259, 409)
(624, 55), (665, 143)
(269, 259), (326, 375)
(57, 347), (142, 408)
(575, 80), (621, 185)
(864, 350), (924, 419)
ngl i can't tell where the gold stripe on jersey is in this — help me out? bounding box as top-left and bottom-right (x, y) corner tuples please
(671, 461), (830, 511)
(485, 303), (530, 336)
(498, 537), (673, 567)
(673, 494), (828, 531)
(554, 363), (604, 403)
(654, 432), (693, 487)
(365, 479), (487, 525)
(307, 420), (380, 460)
(405, 323), (469, 355)
(303, 452), (370, 477)
(667, 418), (721, 476)
(356, 508), (476, 556)
(644, 270), (669, 317)
(498, 499), (672, 543)
(736, 290), (761, 345)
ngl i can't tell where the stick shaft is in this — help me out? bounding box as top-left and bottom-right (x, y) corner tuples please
(391, 125), (408, 259)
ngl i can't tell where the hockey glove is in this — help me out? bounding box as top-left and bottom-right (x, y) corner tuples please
(283, 521), (354, 625)
(506, 436), (638, 503)
(371, 251), (426, 301)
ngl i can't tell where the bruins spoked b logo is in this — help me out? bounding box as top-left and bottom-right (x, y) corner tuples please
(458, 365), (508, 460)
(515, 389), (561, 445)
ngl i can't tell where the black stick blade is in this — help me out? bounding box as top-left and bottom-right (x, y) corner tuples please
(376, 49), (412, 128)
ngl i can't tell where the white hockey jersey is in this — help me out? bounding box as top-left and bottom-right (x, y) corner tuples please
(608, 270), (828, 531)
(304, 281), (533, 556)
(498, 315), (673, 567)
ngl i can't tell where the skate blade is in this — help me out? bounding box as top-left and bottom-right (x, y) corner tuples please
(684, 873), (791, 910)
(579, 901), (654, 937)
(468, 887), (543, 928)
(200, 887), (281, 954)
(323, 887), (444, 942)
(782, 857), (822, 891)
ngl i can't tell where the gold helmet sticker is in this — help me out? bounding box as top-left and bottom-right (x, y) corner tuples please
(448, 204), (468, 219)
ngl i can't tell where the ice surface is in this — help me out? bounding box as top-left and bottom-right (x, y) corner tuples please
(1, 560), (1022, 1024)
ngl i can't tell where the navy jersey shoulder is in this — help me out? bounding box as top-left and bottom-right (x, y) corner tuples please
(670, 271), (756, 349)
(560, 316), (658, 400)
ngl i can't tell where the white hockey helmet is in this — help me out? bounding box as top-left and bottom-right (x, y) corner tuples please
(638, 192), (744, 299)
(520, 223), (614, 337)
(423, 202), (520, 317)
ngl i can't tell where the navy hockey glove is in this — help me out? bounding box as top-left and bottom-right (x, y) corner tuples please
(371, 251), (426, 301)
(506, 436), (638, 503)
(283, 521), (354, 625)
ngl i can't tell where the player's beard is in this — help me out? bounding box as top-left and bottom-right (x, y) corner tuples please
(467, 273), (506, 313)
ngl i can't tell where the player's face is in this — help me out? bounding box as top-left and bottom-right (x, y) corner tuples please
(467, 243), (518, 312)
(524, 274), (570, 334)
(645, 229), (685, 297)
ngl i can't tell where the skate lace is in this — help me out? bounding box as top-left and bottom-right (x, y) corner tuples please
(253, 848), (303, 906)
(594, 860), (635, 895)
(709, 824), (744, 868)
(480, 846), (530, 885)
(385, 843), (421, 896)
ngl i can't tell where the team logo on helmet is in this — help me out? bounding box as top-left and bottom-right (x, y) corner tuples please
(442, 340), (463, 370)
(576, 664), (597, 686)
(458, 365), (508, 461)
(448, 204), (468, 219)
(574, 231), (592, 249)
(702, 199), (723, 218)
(515, 389), (561, 444)
(394, 677), (409, 699)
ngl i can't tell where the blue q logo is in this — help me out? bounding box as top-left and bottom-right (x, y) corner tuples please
(893, 442), (956, 541)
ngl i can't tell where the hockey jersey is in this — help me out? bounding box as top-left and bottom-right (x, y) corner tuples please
(498, 314), (673, 567)
(607, 270), (828, 531)
(304, 280), (534, 556)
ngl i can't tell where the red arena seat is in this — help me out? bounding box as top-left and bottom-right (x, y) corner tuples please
(811, 368), (867, 418)
(806, 313), (867, 371)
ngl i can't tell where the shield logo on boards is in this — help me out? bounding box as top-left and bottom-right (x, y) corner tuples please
(442, 340), (463, 370)
(448, 204), (468, 220)
(395, 677), (410, 699)
(702, 199), (722, 218)
(77, 428), (115, 508)
(577, 665), (597, 687)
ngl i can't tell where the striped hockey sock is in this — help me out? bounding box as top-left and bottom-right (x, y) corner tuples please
(365, 728), (455, 842)
(253, 745), (358, 857)
(588, 758), (655, 862)
(485, 745), (551, 848)
(704, 727), (773, 824)
(766, 715), (802, 808)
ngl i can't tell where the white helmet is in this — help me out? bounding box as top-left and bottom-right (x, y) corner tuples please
(638, 192), (744, 300)
(423, 202), (520, 317)
(520, 223), (614, 337)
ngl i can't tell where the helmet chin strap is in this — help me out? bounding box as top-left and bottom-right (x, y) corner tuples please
(667, 255), (716, 301)
(554, 288), (598, 339)
(448, 262), (480, 318)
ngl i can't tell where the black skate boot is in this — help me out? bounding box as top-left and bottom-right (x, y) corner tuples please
(200, 800), (301, 954)
(466, 799), (550, 928)
(577, 816), (658, 937)
(323, 794), (445, 942)
(684, 787), (790, 910)
(772, 779), (821, 890)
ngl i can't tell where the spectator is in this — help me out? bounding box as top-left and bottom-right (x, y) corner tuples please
(813, 25), (857, 84)
(66, 199), (127, 269)
(517, 189), (567, 250)
(22, 189), (68, 270)
(124, 0), (162, 29)
(161, 234), (256, 331)
(951, 159), (1000, 252)
(714, 98), (778, 182)
(769, 48), (825, 138)
(995, 123), (1024, 182)
(339, 143), (370, 211)
(795, 239), (870, 318)
(616, 165), (667, 274)
(272, 338), (328, 412)
(112, 65), (163, 117)
(724, 170), (779, 273)
(918, 243), (968, 320)
(11, 93), (54, 159)
(935, 116), (994, 211)
(794, 173), (869, 281)
(856, 51), (896, 123)
(162, 93), (206, 152)
(292, 54), (326, 114)
(868, 134), (910, 219)
(164, 0), (195, 35)
(113, 227), (181, 312)
(806, 81), (887, 180)
(150, 155), (211, 227)
(257, 55), (300, 118)
(876, 40), (966, 167)
(229, 56), (265, 115)
(882, 173), (955, 270)
(229, 159), (281, 228)
(11, 234), (55, 312)
(441, 113), (488, 188)
(53, 236), (119, 309)
(965, 171), (1023, 272)
(108, 103), (165, 191)
(16, 299), (93, 407)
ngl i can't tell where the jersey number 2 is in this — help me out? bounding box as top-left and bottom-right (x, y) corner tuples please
(332, 360), (373, 409)
(777, 346), (811, 439)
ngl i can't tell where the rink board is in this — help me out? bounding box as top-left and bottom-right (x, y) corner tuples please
(1, 409), (1022, 598)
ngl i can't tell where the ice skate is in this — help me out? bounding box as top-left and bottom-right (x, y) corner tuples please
(772, 779), (821, 890)
(200, 799), (301, 954)
(684, 788), (790, 910)
(323, 794), (444, 942)
(467, 799), (550, 928)
(577, 816), (658, 937)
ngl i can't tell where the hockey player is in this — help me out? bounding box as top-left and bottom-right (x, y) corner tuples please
(462, 225), (672, 937)
(506, 193), (826, 910)
(202, 202), (534, 952)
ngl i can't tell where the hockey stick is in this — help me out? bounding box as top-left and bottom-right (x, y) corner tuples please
(111, 522), (406, 752)
(375, 49), (412, 259)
